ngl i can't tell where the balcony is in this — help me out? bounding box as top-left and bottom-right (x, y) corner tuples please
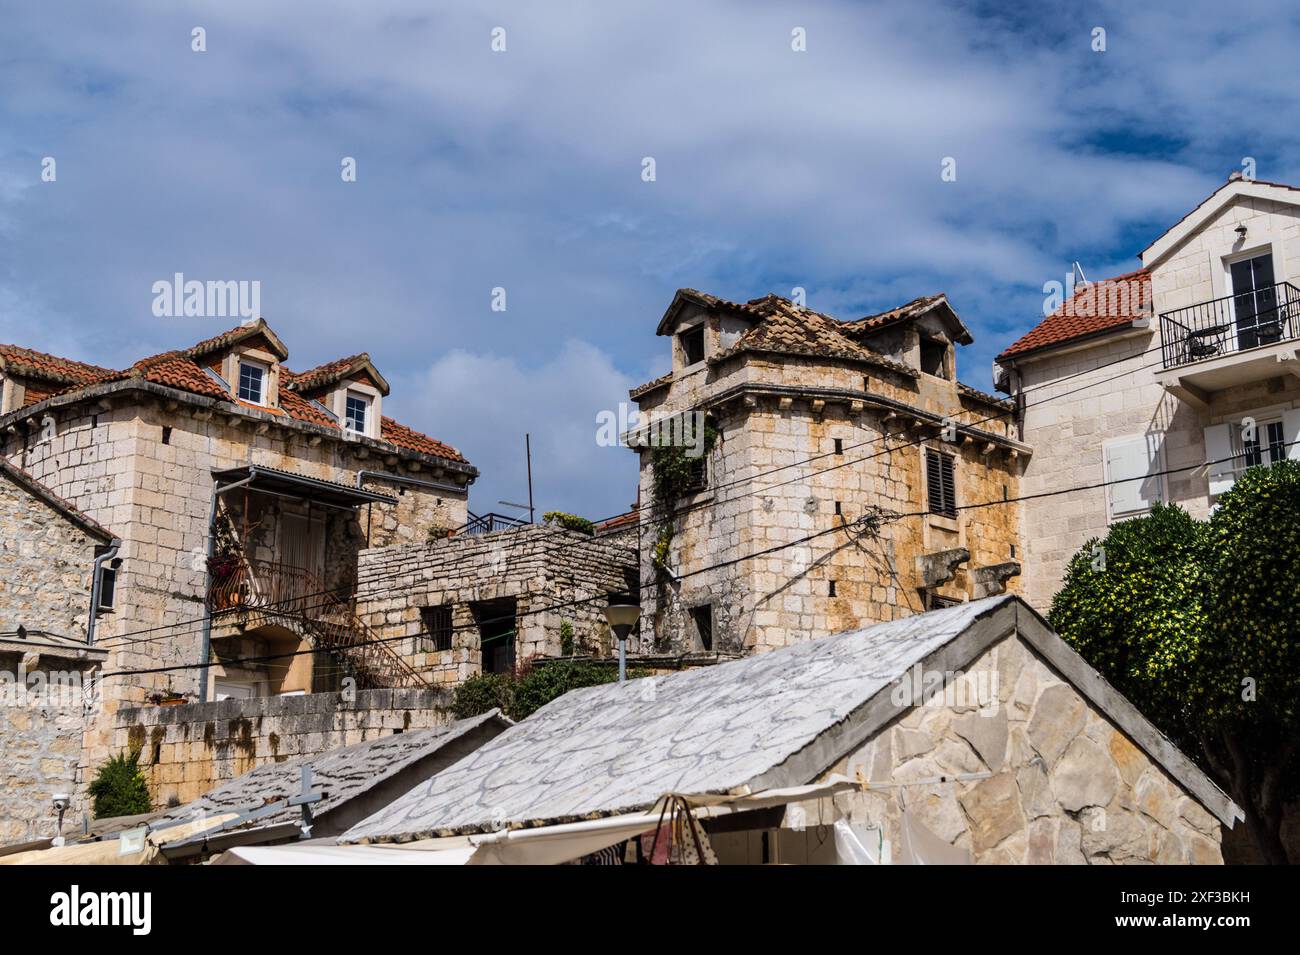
(1156, 282), (1300, 407)
(207, 557), (428, 689)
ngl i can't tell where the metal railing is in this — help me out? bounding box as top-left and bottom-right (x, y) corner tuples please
(207, 557), (428, 689)
(460, 511), (529, 535)
(1159, 280), (1300, 369)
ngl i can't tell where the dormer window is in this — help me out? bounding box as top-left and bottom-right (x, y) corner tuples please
(680, 326), (705, 367)
(920, 338), (949, 379)
(238, 359), (268, 404)
(344, 391), (370, 434)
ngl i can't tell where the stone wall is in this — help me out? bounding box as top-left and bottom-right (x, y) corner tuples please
(636, 336), (1024, 655)
(0, 653), (100, 845)
(818, 632), (1224, 863)
(356, 525), (638, 685)
(111, 686), (454, 807)
(0, 471), (103, 641)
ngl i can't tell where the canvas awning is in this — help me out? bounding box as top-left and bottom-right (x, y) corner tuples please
(216, 778), (864, 866)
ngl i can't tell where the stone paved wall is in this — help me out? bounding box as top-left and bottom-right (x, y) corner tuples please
(110, 686), (454, 807)
(637, 339), (1024, 655)
(817, 633), (1224, 863)
(0, 654), (99, 845)
(356, 526), (638, 686)
(0, 472), (102, 641)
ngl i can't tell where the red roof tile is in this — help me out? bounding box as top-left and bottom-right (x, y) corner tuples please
(2, 327), (467, 466)
(287, 353), (371, 393)
(997, 269), (1151, 361)
(380, 417), (467, 463)
(0, 344), (115, 385)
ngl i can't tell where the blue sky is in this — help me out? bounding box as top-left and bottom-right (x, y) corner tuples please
(2, 1), (1298, 519)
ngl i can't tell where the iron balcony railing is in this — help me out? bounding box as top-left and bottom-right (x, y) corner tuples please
(206, 557), (428, 689)
(461, 511), (529, 535)
(1159, 280), (1300, 370)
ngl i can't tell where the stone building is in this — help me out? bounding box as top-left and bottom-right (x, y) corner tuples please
(0, 321), (476, 765)
(342, 596), (1240, 865)
(628, 289), (1029, 655)
(996, 174), (1300, 611)
(355, 524), (639, 685)
(0, 457), (114, 844)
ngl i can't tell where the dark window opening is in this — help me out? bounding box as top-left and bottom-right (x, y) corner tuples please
(926, 448), (957, 518)
(925, 591), (962, 611)
(472, 598), (517, 674)
(420, 604), (454, 652)
(1010, 544), (1017, 559)
(920, 338), (948, 378)
(690, 604), (713, 652)
(686, 454), (708, 490)
(161, 426), (172, 445)
(834, 437), (843, 455)
(828, 580), (837, 597)
(834, 500), (842, 516)
(680, 326), (705, 366)
(95, 549), (118, 612)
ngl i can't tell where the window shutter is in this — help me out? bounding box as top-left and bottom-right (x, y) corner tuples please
(1284, 408), (1300, 462)
(1203, 423), (1236, 496)
(1106, 435), (1160, 517)
(926, 449), (956, 517)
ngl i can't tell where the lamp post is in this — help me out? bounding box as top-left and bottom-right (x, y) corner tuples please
(603, 602), (641, 684)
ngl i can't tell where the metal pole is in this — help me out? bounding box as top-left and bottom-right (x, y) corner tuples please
(525, 433), (534, 524)
(618, 638), (626, 683)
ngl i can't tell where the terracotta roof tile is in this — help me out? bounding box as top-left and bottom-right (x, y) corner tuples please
(628, 371), (672, 399)
(380, 417), (467, 463)
(843, 294), (948, 334)
(288, 353), (370, 393)
(2, 328), (467, 467)
(997, 269), (1151, 361)
(0, 344), (115, 386)
(709, 295), (918, 377)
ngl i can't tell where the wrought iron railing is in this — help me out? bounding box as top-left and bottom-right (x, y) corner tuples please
(461, 511), (529, 535)
(207, 557), (428, 689)
(1159, 280), (1300, 369)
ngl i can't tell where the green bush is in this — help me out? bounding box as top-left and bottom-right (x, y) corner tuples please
(451, 660), (649, 722)
(450, 671), (514, 720)
(86, 750), (152, 819)
(1049, 463), (1300, 864)
(542, 511), (595, 536)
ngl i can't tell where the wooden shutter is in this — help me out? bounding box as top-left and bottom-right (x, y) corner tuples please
(926, 449), (956, 517)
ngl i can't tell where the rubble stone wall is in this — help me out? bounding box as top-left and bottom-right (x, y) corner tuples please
(818, 632), (1224, 864)
(356, 525), (638, 686)
(110, 686), (454, 807)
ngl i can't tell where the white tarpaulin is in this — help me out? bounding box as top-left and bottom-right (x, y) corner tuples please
(218, 842), (477, 865)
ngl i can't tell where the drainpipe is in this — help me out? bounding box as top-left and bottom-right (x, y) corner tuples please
(86, 538), (122, 646)
(353, 469), (466, 496)
(198, 475), (256, 703)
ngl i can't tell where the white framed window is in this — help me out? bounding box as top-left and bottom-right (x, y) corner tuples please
(237, 359), (267, 404)
(1103, 433), (1164, 521)
(344, 391), (370, 434)
(1205, 409), (1300, 496)
(214, 681), (255, 701)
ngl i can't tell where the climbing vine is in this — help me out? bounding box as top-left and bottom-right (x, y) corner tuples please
(648, 417), (718, 579)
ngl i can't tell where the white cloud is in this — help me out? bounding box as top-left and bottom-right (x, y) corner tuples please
(390, 340), (641, 521)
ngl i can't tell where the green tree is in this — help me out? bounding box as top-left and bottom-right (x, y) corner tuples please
(86, 750), (153, 819)
(1049, 464), (1300, 864)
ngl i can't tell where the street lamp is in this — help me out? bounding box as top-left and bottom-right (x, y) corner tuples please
(603, 602), (641, 684)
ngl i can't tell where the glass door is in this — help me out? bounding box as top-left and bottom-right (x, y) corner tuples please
(1230, 253), (1279, 349)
